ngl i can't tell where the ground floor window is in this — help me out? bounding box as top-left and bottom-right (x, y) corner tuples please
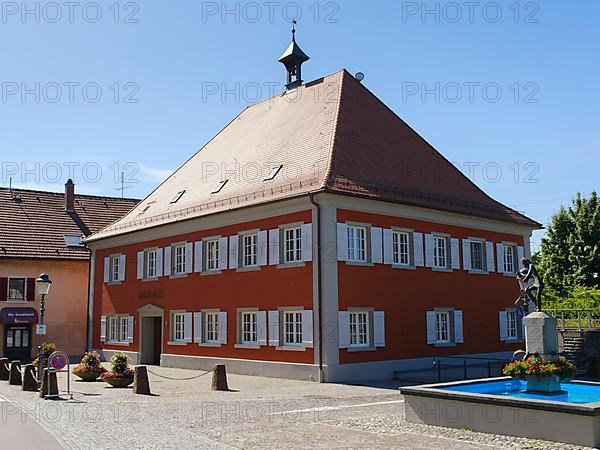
(241, 311), (257, 344)
(172, 313), (185, 342)
(283, 311), (303, 345)
(205, 312), (219, 343)
(349, 311), (370, 347)
(435, 311), (450, 344)
(108, 316), (128, 343)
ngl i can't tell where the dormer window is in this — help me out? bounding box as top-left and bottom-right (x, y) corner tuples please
(170, 190), (185, 204)
(211, 180), (228, 195)
(64, 235), (83, 247)
(264, 165), (283, 181)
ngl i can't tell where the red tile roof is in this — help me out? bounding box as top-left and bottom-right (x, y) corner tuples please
(0, 186), (139, 260)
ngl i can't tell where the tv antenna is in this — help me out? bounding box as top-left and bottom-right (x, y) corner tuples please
(114, 172), (134, 198)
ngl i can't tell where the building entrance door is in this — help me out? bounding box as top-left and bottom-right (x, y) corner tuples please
(4, 325), (32, 362)
(141, 317), (162, 365)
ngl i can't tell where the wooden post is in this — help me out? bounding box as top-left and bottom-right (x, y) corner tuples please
(9, 361), (22, 386)
(22, 365), (39, 392)
(0, 358), (9, 381)
(211, 364), (229, 391)
(40, 368), (58, 398)
(134, 366), (151, 395)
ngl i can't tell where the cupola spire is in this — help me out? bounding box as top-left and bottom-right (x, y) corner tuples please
(279, 20), (310, 90)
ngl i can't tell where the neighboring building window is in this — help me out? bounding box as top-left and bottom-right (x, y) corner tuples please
(8, 278), (25, 301)
(347, 225), (367, 262)
(241, 311), (257, 344)
(392, 231), (410, 266)
(435, 311), (451, 344)
(173, 244), (186, 275)
(433, 236), (448, 269)
(108, 316), (128, 343)
(205, 312), (219, 343)
(506, 310), (518, 339)
(470, 240), (485, 271)
(110, 255), (120, 282)
(205, 239), (219, 271)
(283, 227), (302, 263)
(242, 233), (258, 268)
(172, 313), (185, 342)
(145, 249), (158, 278)
(283, 311), (303, 345)
(349, 311), (370, 347)
(504, 244), (517, 273)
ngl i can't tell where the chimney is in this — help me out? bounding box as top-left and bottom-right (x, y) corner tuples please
(65, 179), (75, 212)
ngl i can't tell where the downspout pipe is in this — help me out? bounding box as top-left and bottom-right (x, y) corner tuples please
(309, 193), (324, 382)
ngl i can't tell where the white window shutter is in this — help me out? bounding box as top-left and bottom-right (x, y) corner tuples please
(424, 234), (434, 268)
(268, 229), (280, 266)
(156, 248), (164, 277)
(462, 239), (471, 271)
(118, 254), (126, 281)
(338, 311), (350, 349)
(454, 310), (464, 344)
(336, 223), (348, 261)
(257, 311), (267, 346)
(100, 316), (107, 342)
(137, 251), (144, 280)
(164, 246), (172, 276)
(517, 246), (525, 266)
(185, 242), (194, 274)
(499, 310), (508, 341)
(486, 241), (495, 272)
(373, 311), (385, 347)
(496, 243), (504, 273)
(413, 232), (424, 267)
(268, 311), (279, 346)
(184, 312), (193, 343)
(301, 223), (313, 262)
(426, 311), (436, 344)
(383, 229), (393, 264)
(103, 257), (110, 283)
(193, 312), (202, 343)
(229, 236), (239, 270)
(450, 238), (460, 270)
(371, 227), (383, 264)
(218, 311), (228, 344)
(257, 230), (268, 266)
(127, 316), (134, 342)
(302, 310), (313, 348)
(218, 237), (228, 270)
(194, 241), (203, 273)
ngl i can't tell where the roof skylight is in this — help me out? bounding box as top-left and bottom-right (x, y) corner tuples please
(211, 180), (228, 194)
(64, 235), (83, 247)
(170, 190), (186, 204)
(264, 165), (283, 181)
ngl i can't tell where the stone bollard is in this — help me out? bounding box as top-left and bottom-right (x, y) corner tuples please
(22, 365), (39, 392)
(9, 361), (22, 386)
(211, 364), (229, 391)
(134, 366), (151, 395)
(40, 368), (58, 399)
(0, 358), (9, 381)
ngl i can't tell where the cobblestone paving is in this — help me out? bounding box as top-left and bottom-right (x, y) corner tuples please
(0, 366), (594, 449)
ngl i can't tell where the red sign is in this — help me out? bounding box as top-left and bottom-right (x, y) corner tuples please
(49, 353), (68, 371)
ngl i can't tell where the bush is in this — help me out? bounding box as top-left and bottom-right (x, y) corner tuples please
(32, 342), (56, 366)
(100, 353), (134, 379)
(502, 357), (576, 380)
(73, 352), (106, 374)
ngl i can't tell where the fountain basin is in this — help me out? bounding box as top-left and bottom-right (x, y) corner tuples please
(401, 377), (600, 447)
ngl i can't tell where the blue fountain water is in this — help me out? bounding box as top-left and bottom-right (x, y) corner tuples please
(439, 380), (600, 404)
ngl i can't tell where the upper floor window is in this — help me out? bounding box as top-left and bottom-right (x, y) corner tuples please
(283, 227), (302, 263)
(110, 255), (120, 283)
(470, 240), (485, 271)
(205, 239), (219, 271)
(433, 236), (448, 269)
(347, 225), (367, 263)
(8, 278), (25, 301)
(172, 313), (185, 342)
(435, 310), (451, 344)
(205, 312), (219, 343)
(392, 231), (410, 266)
(242, 233), (258, 268)
(349, 311), (370, 347)
(283, 311), (303, 346)
(173, 244), (186, 275)
(145, 249), (158, 278)
(504, 245), (516, 274)
(241, 311), (257, 344)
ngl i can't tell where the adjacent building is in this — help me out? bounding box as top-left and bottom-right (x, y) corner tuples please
(85, 34), (541, 381)
(0, 180), (138, 361)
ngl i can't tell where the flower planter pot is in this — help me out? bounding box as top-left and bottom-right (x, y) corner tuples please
(522, 375), (562, 393)
(73, 369), (104, 382)
(103, 376), (134, 388)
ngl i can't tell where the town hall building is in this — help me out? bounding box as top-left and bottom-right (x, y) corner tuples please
(84, 31), (540, 382)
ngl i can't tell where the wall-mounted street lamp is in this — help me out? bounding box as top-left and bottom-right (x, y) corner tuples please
(36, 273), (52, 382)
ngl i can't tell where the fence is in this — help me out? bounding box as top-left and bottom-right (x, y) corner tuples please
(546, 309), (600, 330)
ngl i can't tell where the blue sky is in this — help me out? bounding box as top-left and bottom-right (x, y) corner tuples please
(1, 1), (598, 250)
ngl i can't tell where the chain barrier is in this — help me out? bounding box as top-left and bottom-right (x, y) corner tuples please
(146, 368), (211, 381)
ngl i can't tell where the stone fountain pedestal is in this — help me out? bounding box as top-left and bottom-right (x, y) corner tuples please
(523, 311), (562, 393)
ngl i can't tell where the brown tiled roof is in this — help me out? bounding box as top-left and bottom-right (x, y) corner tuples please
(0, 186), (139, 260)
(87, 70), (539, 243)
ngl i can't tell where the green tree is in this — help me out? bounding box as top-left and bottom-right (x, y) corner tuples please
(538, 192), (600, 294)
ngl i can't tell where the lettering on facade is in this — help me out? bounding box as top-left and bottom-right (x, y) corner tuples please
(138, 288), (165, 300)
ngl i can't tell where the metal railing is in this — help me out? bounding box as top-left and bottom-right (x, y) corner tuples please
(546, 309), (600, 330)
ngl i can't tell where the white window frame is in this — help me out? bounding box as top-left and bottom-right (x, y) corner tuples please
(204, 312), (220, 343)
(240, 311), (257, 344)
(110, 255), (120, 282)
(241, 233), (258, 268)
(349, 311), (370, 348)
(392, 231), (411, 266)
(283, 310), (303, 346)
(435, 310), (451, 344)
(504, 244), (516, 274)
(108, 315), (128, 344)
(172, 312), (186, 342)
(506, 309), (518, 340)
(433, 236), (448, 269)
(470, 239), (485, 272)
(145, 249), (158, 279)
(172, 243), (186, 275)
(283, 226), (302, 263)
(7, 277), (26, 301)
(204, 239), (220, 271)
(347, 225), (367, 263)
